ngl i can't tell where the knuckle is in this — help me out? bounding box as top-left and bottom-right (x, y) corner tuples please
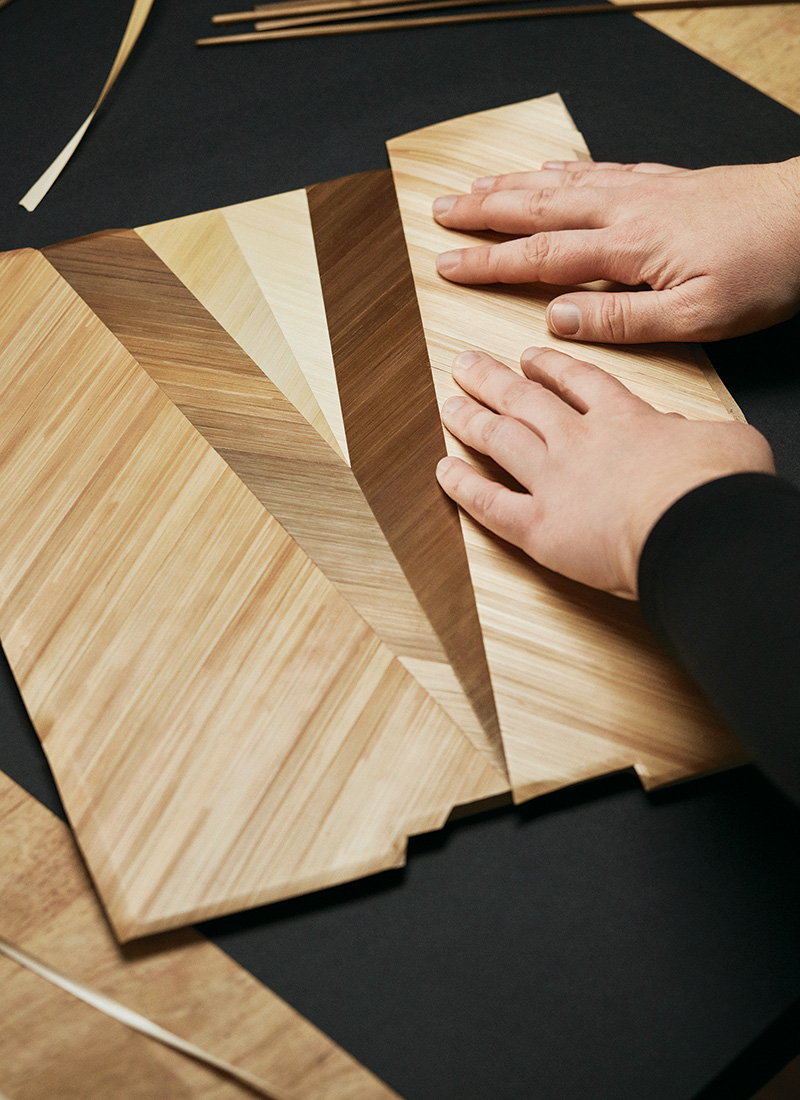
(520, 232), (555, 270)
(525, 187), (558, 219)
(596, 294), (637, 342)
(477, 411), (507, 450)
(470, 478), (502, 520)
(497, 376), (533, 413)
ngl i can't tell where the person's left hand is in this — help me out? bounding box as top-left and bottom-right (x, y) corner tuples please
(436, 347), (775, 598)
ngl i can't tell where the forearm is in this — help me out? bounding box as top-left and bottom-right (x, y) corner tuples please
(639, 473), (800, 804)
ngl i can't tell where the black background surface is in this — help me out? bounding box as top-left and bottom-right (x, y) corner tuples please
(2, 2), (800, 1098)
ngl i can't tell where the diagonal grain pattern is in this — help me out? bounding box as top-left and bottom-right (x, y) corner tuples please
(387, 94), (747, 798)
(42, 229), (497, 754)
(0, 771), (401, 1099)
(220, 190), (350, 464)
(0, 249), (505, 938)
(138, 207), (347, 463)
(308, 170), (503, 772)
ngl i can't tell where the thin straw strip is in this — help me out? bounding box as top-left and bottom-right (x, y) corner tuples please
(198, 0), (795, 43)
(0, 935), (295, 1100)
(20, 0), (155, 211)
(214, 0), (521, 19)
(251, 0), (584, 27)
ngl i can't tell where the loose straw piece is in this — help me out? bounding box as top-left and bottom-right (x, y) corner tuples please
(0, 935), (295, 1100)
(20, 0), (155, 211)
(251, 0), (581, 29)
(214, 0), (497, 19)
(198, 0), (795, 43)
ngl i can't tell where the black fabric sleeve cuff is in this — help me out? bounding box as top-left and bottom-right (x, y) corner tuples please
(638, 473), (800, 805)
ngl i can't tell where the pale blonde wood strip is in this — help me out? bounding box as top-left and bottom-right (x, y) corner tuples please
(387, 95), (747, 799)
(0, 771), (401, 1099)
(0, 249), (506, 938)
(220, 191), (350, 464)
(44, 228), (497, 768)
(138, 209), (346, 463)
(20, 0), (155, 210)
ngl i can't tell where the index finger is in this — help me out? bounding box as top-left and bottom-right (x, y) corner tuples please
(436, 227), (619, 286)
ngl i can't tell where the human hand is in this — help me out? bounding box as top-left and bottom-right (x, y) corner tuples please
(432, 159), (800, 344)
(436, 347), (775, 598)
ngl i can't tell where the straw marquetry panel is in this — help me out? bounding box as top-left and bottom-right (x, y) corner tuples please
(43, 229), (491, 754)
(387, 94), (747, 798)
(307, 169), (503, 773)
(0, 772), (401, 1099)
(0, 248), (505, 938)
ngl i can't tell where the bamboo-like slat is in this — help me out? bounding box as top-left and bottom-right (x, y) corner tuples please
(0, 771), (401, 1099)
(387, 93), (747, 799)
(0, 248), (505, 939)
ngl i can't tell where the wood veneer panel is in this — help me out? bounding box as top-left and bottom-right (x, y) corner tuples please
(0, 248), (505, 938)
(43, 229), (496, 758)
(387, 94), (747, 798)
(0, 772), (401, 1099)
(137, 206), (346, 463)
(307, 169), (503, 773)
(219, 191), (350, 464)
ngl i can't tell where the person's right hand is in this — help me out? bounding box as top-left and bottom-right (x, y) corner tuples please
(433, 158), (800, 344)
(436, 347), (776, 599)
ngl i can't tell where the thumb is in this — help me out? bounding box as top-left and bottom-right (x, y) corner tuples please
(546, 287), (706, 344)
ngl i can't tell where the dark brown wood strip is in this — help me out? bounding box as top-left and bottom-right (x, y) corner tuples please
(307, 170), (501, 762)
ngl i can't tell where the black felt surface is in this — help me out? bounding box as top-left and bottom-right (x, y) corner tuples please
(2, 2), (800, 1097)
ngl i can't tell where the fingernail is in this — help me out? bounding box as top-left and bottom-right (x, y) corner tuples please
(442, 396), (467, 418)
(520, 345), (543, 363)
(437, 456), (456, 476)
(433, 195), (457, 217)
(548, 301), (581, 335)
(472, 176), (496, 192)
(436, 249), (463, 275)
(453, 350), (481, 370)
(542, 160), (565, 170)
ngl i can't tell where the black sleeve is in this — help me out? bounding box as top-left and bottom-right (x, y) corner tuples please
(638, 473), (800, 805)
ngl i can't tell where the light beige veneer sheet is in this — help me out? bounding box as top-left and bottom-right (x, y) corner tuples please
(220, 190), (350, 463)
(0, 248), (505, 940)
(387, 93), (747, 800)
(138, 206), (347, 463)
(0, 771), (401, 1100)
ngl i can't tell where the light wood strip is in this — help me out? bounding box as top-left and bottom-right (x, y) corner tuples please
(0, 771), (401, 1099)
(387, 94), (747, 799)
(138, 208), (346, 463)
(43, 229), (496, 756)
(218, 191), (350, 464)
(20, 0), (155, 210)
(0, 249), (506, 937)
(307, 169), (504, 774)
